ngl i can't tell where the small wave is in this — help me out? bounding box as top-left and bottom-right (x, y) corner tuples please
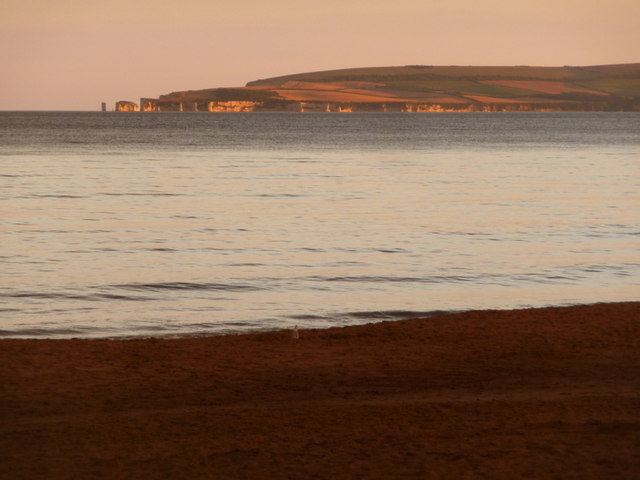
(311, 275), (423, 283)
(0, 326), (87, 337)
(289, 310), (453, 322)
(306, 271), (616, 287)
(26, 194), (87, 199)
(344, 310), (454, 320)
(0, 292), (152, 302)
(287, 314), (329, 321)
(226, 263), (266, 267)
(253, 193), (306, 198)
(112, 281), (263, 292)
(98, 192), (187, 197)
(0, 292), (85, 300)
(309, 275), (472, 284)
(94, 294), (154, 301)
(432, 231), (493, 237)
(542, 275), (582, 282)
(13, 229), (111, 234)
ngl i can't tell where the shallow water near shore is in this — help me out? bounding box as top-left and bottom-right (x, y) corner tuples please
(1, 112), (639, 338)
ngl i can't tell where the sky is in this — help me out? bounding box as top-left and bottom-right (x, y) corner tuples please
(1, 0), (639, 110)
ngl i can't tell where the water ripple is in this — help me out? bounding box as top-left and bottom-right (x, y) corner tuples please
(111, 281), (264, 292)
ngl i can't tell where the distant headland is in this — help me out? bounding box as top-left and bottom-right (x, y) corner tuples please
(113, 63), (640, 112)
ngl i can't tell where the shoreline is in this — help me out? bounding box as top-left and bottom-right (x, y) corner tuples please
(3, 300), (636, 341)
(2, 302), (639, 479)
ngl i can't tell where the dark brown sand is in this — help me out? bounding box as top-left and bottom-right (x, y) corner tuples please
(1, 303), (639, 479)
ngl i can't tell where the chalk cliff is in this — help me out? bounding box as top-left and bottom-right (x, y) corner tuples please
(115, 101), (139, 112)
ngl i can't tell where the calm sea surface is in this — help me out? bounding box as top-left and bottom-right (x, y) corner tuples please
(1, 112), (638, 338)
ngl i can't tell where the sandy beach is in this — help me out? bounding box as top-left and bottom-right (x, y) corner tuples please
(1, 302), (639, 479)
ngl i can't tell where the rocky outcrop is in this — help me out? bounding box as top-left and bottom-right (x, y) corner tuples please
(208, 101), (262, 112)
(140, 98), (159, 111)
(115, 101), (139, 112)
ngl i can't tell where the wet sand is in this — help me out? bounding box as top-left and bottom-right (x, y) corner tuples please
(2, 303), (639, 479)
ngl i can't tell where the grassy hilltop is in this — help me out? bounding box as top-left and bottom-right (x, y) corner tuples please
(138, 63), (640, 111)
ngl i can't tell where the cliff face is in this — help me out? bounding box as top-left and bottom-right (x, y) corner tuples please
(115, 101), (139, 112)
(139, 97), (298, 112)
(209, 101), (263, 112)
(116, 63), (640, 112)
(132, 99), (636, 113)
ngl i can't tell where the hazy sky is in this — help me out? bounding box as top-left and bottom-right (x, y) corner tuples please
(2, 0), (639, 110)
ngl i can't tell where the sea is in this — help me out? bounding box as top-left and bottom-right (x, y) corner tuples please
(1, 111), (638, 338)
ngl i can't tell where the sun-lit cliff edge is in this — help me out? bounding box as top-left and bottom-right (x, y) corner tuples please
(116, 63), (640, 112)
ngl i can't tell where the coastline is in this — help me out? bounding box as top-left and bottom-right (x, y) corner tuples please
(118, 63), (640, 113)
(2, 302), (639, 479)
